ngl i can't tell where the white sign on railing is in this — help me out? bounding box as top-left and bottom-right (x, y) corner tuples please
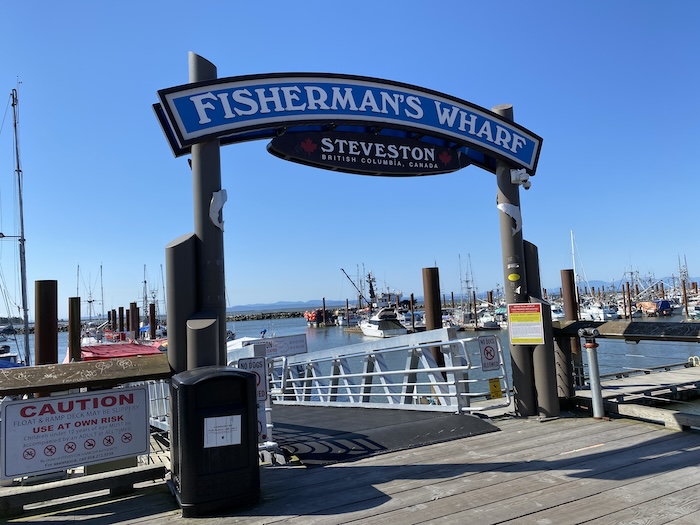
(478, 335), (501, 372)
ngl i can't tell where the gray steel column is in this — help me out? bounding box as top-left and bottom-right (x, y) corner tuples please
(525, 241), (559, 418)
(189, 52), (227, 365)
(186, 315), (219, 369)
(166, 233), (198, 374)
(492, 104), (535, 416)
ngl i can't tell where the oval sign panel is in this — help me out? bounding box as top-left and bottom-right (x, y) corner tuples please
(267, 131), (471, 176)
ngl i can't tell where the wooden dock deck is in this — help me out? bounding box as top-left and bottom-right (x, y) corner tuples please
(6, 409), (700, 524)
(3, 364), (700, 524)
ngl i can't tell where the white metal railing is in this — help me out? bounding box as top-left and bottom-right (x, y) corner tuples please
(145, 328), (511, 434)
(146, 379), (170, 431)
(265, 329), (511, 413)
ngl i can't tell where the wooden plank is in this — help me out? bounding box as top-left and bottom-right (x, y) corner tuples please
(6, 416), (699, 525)
(665, 509), (700, 524)
(525, 465), (700, 524)
(257, 416), (656, 497)
(358, 431), (700, 525)
(0, 353), (171, 396)
(232, 418), (681, 524)
(604, 402), (700, 430)
(0, 464), (166, 518)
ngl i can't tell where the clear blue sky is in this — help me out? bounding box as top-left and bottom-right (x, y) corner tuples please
(1, 1), (699, 320)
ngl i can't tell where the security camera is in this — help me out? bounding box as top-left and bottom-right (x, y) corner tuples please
(510, 168), (529, 184)
(510, 168), (532, 189)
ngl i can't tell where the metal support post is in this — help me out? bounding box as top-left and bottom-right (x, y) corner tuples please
(493, 104), (536, 416)
(186, 314), (219, 369)
(422, 267), (445, 369)
(578, 328), (604, 419)
(525, 241), (559, 418)
(166, 233), (198, 374)
(189, 52), (227, 366)
(562, 269), (585, 387)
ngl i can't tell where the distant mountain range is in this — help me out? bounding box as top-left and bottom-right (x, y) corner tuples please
(228, 276), (699, 313)
(228, 300), (357, 313)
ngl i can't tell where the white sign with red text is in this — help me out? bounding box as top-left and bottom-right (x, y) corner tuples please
(237, 357), (271, 443)
(1, 386), (149, 479)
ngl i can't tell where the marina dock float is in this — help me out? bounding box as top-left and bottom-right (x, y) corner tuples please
(573, 364), (700, 431)
(3, 397), (700, 524)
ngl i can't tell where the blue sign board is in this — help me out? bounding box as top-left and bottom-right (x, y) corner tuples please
(156, 73), (542, 174)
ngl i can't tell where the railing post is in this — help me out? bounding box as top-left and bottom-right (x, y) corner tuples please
(578, 328), (605, 419)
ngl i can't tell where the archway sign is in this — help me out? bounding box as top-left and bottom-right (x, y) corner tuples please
(154, 72), (542, 177)
(156, 59), (552, 422)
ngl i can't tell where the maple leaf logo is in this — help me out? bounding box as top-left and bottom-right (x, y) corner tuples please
(300, 137), (317, 155)
(438, 150), (452, 165)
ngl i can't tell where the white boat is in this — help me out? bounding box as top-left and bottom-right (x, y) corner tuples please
(477, 310), (501, 330)
(398, 310), (424, 330)
(580, 303), (620, 321)
(336, 313), (362, 327)
(81, 320), (110, 345)
(550, 305), (566, 321)
(359, 307), (408, 338)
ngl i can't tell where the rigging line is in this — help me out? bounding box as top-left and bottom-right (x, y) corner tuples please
(0, 266), (18, 316)
(0, 92), (12, 138)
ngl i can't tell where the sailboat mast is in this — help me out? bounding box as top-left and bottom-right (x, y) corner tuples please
(11, 88), (30, 365)
(100, 263), (104, 319)
(570, 230), (577, 285)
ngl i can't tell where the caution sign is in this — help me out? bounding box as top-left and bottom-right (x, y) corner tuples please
(508, 303), (545, 345)
(478, 335), (501, 371)
(489, 377), (503, 399)
(1, 386), (149, 479)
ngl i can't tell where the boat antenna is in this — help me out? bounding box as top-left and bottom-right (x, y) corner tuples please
(11, 88), (30, 365)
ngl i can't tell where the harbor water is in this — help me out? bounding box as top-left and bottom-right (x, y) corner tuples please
(11, 315), (700, 377)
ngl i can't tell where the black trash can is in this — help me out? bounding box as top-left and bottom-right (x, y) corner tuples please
(170, 366), (260, 517)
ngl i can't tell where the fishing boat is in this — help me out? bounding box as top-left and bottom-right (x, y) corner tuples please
(551, 305), (566, 321)
(580, 303), (620, 321)
(303, 308), (334, 327)
(359, 307), (408, 338)
(0, 344), (22, 367)
(398, 310), (424, 331)
(477, 310), (501, 330)
(654, 299), (674, 316)
(335, 312), (362, 327)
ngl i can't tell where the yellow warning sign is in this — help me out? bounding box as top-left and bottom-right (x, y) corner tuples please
(489, 377), (503, 399)
(508, 303), (544, 345)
